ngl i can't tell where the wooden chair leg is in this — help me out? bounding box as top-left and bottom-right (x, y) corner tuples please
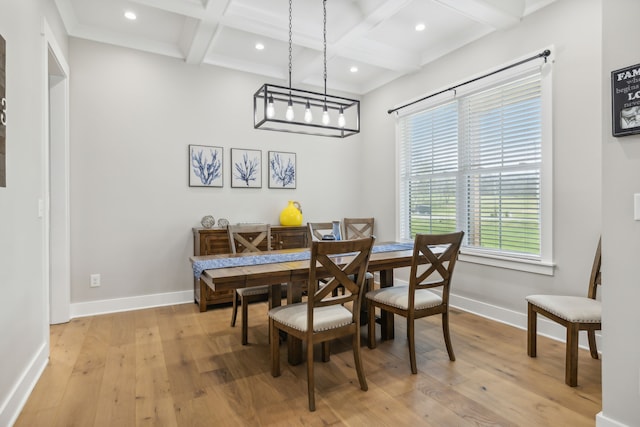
(241, 295), (249, 345)
(230, 291), (239, 326)
(408, 317), (417, 374)
(353, 327), (368, 391)
(270, 319), (280, 377)
(565, 323), (579, 387)
(367, 301), (376, 349)
(442, 311), (456, 361)
(527, 303), (537, 357)
(322, 342), (330, 362)
(307, 340), (316, 411)
(587, 330), (599, 359)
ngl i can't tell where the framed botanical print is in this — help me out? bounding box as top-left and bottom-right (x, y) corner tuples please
(268, 151), (296, 189)
(189, 145), (223, 187)
(231, 148), (261, 188)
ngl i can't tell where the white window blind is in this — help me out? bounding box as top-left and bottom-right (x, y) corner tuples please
(399, 71), (545, 260)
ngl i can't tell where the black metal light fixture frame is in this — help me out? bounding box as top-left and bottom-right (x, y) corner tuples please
(253, 0), (360, 138)
(254, 84), (360, 138)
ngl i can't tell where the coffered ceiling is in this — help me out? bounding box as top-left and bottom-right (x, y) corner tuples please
(54, 0), (557, 95)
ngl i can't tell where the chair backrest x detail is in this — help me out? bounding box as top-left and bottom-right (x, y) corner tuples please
(343, 218), (375, 240)
(308, 222), (337, 241)
(408, 232), (464, 309)
(307, 237), (375, 332)
(227, 224), (271, 254)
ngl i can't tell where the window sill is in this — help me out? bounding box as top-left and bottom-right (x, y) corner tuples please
(458, 251), (555, 276)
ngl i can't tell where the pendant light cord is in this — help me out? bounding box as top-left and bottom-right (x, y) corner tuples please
(288, 0), (293, 93)
(323, 0), (327, 102)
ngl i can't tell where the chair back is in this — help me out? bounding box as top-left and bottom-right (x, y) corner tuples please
(587, 237), (602, 300)
(408, 232), (464, 309)
(307, 237), (375, 327)
(227, 224), (271, 253)
(308, 222), (338, 241)
(343, 217), (375, 240)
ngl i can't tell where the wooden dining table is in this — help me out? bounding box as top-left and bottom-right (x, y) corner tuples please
(190, 242), (432, 365)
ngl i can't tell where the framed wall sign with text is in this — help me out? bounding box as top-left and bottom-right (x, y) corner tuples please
(611, 63), (640, 137)
(1, 35), (6, 187)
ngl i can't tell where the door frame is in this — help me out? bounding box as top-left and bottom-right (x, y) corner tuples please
(42, 19), (70, 325)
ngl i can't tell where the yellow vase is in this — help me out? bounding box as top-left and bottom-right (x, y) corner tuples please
(280, 201), (303, 226)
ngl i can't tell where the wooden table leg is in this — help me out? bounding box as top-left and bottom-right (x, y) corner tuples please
(379, 269), (395, 340)
(287, 280), (304, 365)
(199, 279), (207, 312)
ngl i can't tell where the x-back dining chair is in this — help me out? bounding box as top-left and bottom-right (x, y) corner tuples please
(366, 231), (464, 374)
(268, 236), (375, 411)
(526, 237), (602, 386)
(227, 223), (272, 345)
(343, 217), (375, 240)
(308, 221), (339, 241)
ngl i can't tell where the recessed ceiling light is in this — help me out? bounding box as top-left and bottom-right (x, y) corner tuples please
(124, 11), (137, 20)
(350, 66), (358, 73)
(415, 23), (426, 31)
(255, 43), (265, 50)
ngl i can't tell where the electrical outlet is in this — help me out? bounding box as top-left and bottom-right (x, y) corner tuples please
(90, 273), (101, 287)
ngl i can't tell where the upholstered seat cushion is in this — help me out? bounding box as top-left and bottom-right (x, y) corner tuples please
(526, 295), (601, 323)
(237, 285), (269, 297)
(268, 302), (353, 332)
(365, 286), (442, 310)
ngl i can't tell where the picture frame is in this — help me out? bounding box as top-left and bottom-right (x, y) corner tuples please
(189, 144), (223, 187)
(268, 151), (296, 189)
(231, 148), (262, 188)
(611, 63), (640, 137)
(1, 35), (6, 187)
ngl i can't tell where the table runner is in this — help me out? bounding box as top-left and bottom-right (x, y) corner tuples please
(192, 242), (414, 279)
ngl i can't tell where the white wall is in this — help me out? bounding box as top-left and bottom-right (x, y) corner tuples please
(0, 0), (68, 425)
(362, 0), (602, 323)
(600, 0), (640, 425)
(68, 38), (365, 307)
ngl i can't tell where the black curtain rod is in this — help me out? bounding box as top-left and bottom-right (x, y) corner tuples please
(387, 49), (551, 115)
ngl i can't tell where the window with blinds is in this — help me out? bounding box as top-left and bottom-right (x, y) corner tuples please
(399, 71), (545, 260)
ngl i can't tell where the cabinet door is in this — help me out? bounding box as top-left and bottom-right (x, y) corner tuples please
(200, 230), (231, 255)
(273, 227), (308, 250)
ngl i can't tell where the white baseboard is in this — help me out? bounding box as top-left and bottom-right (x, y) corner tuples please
(70, 290), (194, 319)
(0, 342), (49, 427)
(596, 412), (630, 427)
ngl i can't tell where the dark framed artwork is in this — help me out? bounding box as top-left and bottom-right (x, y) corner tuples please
(268, 151), (296, 189)
(611, 63), (640, 137)
(189, 145), (223, 187)
(231, 148), (261, 188)
(1, 35), (6, 187)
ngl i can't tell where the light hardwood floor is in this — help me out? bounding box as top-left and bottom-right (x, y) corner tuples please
(16, 302), (601, 426)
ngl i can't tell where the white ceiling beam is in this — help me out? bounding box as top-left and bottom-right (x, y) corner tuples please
(184, 0), (231, 64)
(53, 0), (79, 34)
(71, 24), (183, 59)
(130, 0), (206, 19)
(432, 0), (525, 29)
(328, 0), (418, 73)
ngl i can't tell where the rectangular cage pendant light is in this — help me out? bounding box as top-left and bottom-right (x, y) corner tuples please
(253, 0), (360, 138)
(253, 84), (360, 138)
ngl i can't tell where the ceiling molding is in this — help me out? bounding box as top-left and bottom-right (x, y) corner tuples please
(54, 0), (556, 95)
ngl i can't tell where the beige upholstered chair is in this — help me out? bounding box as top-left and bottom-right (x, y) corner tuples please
(343, 217), (375, 240)
(366, 231), (464, 374)
(269, 237), (375, 411)
(526, 237), (602, 386)
(227, 224), (271, 345)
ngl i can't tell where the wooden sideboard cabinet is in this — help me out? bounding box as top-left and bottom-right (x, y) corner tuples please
(192, 225), (309, 310)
